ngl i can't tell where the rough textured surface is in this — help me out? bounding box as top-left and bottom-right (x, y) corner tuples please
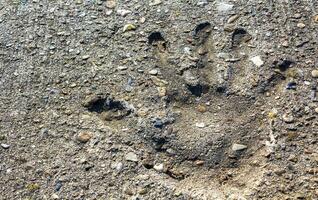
(0, 0), (318, 199)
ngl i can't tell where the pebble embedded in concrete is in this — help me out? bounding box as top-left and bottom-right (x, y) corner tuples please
(123, 24), (136, 32)
(195, 160), (205, 166)
(158, 87), (166, 97)
(140, 17), (146, 23)
(311, 70), (318, 78)
(106, 0), (116, 9)
(227, 15), (239, 23)
(217, 2), (233, 12)
(250, 56), (264, 67)
(51, 193), (59, 200)
(1, 143), (10, 149)
(77, 132), (93, 143)
(125, 152), (138, 162)
(197, 105), (207, 113)
(82, 55), (90, 60)
(154, 119), (164, 128)
(118, 66), (128, 70)
(296, 23), (306, 28)
(197, 0), (208, 6)
(232, 143), (247, 151)
(116, 162), (123, 171)
(282, 113), (294, 123)
(149, 69), (158, 75)
(195, 122), (205, 128)
(153, 163), (164, 172)
(117, 9), (131, 17)
(106, 10), (113, 15)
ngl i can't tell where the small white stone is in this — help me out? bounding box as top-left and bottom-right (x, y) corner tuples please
(250, 56), (264, 67)
(118, 66), (128, 70)
(106, 10), (113, 15)
(52, 194), (59, 200)
(140, 17), (146, 23)
(282, 41), (289, 47)
(153, 163), (164, 172)
(82, 55), (90, 60)
(296, 23), (306, 28)
(184, 47), (191, 55)
(105, 0), (116, 9)
(282, 113), (294, 123)
(217, 2), (233, 12)
(125, 152), (138, 162)
(195, 122), (205, 128)
(116, 162), (123, 171)
(117, 9), (131, 17)
(232, 143), (247, 151)
(311, 70), (318, 78)
(1, 143), (10, 149)
(137, 174), (150, 180)
(149, 0), (162, 6)
(149, 69), (158, 75)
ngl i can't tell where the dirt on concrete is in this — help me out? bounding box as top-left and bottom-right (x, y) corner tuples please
(0, 0), (318, 199)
